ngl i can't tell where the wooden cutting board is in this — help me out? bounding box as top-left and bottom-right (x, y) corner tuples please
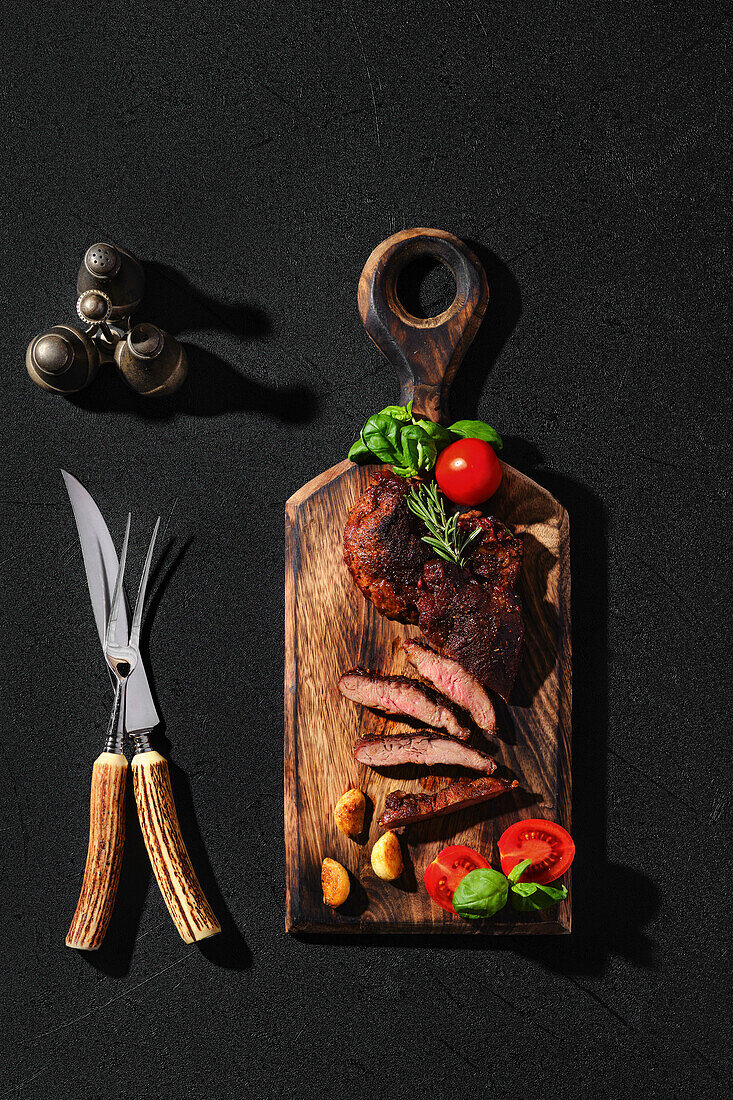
(285, 228), (571, 934)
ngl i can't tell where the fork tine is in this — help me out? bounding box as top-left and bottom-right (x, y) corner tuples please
(105, 514), (131, 651)
(129, 517), (160, 652)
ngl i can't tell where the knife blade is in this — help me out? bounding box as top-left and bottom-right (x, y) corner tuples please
(61, 470), (159, 734)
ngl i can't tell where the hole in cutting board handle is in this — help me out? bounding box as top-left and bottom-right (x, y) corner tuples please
(395, 255), (458, 320)
(381, 237), (475, 332)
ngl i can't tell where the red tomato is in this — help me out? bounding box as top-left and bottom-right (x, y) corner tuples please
(435, 438), (503, 506)
(423, 844), (491, 914)
(498, 819), (575, 884)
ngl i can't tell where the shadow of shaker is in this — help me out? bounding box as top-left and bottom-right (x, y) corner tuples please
(67, 259), (316, 423)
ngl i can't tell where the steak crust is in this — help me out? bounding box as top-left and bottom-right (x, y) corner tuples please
(378, 775), (517, 828)
(343, 469), (431, 623)
(417, 559), (523, 703)
(457, 512), (523, 589)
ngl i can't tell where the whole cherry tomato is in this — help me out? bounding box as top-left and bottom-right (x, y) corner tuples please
(435, 438), (502, 506)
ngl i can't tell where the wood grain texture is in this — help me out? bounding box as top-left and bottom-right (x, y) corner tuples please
(358, 228), (489, 421)
(66, 751), (127, 950)
(285, 459), (571, 934)
(131, 751), (220, 944)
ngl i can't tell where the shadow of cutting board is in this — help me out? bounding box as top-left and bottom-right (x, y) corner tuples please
(285, 229), (571, 934)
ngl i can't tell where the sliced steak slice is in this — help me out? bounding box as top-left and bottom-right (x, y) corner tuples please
(402, 638), (498, 733)
(343, 469), (431, 623)
(378, 776), (518, 828)
(338, 670), (471, 741)
(417, 559), (523, 702)
(354, 733), (496, 774)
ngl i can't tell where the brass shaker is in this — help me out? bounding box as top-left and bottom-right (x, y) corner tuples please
(114, 323), (187, 397)
(76, 243), (145, 324)
(27, 243), (188, 399)
(25, 325), (99, 394)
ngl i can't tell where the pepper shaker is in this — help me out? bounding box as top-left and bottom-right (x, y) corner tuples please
(26, 325), (99, 394)
(114, 323), (188, 397)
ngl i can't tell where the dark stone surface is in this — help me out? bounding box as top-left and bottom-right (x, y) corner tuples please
(1, 1), (730, 1096)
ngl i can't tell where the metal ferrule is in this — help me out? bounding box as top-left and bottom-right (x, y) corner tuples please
(103, 730), (125, 755)
(131, 730), (153, 755)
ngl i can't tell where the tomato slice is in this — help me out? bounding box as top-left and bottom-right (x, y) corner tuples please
(424, 844), (491, 914)
(498, 819), (574, 884)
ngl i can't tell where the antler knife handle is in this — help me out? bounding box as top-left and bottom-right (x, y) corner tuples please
(66, 752), (127, 950)
(132, 751), (220, 944)
(357, 227), (489, 423)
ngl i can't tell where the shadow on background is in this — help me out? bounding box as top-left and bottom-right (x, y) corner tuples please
(67, 260), (315, 423)
(449, 240), (523, 421)
(294, 244), (659, 971)
(504, 438), (659, 973)
(81, 535), (251, 975)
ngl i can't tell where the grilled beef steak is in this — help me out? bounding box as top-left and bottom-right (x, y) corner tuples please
(343, 469), (431, 623)
(338, 671), (471, 740)
(379, 775), (518, 828)
(343, 472), (524, 700)
(417, 560), (523, 703)
(354, 732), (496, 773)
(457, 512), (523, 590)
(402, 638), (498, 732)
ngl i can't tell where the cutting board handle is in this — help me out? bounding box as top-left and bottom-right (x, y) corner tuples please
(357, 228), (489, 423)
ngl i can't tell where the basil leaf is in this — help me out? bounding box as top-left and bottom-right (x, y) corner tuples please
(512, 893), (548, 912)
(361, 412), (403, 464)
(507, 858), (532, 885)
(510, 882), (539, 897)
(452, 868), (509, 920)
(413, 419), (455, 449)
(397, 456), (419, 477)
(347, 438), (373, 463)
(400, 424), (437, 476)
(510, 882), (568, 912)
(539, 880), (567, 897)
(379, 411), (403, 449)
(379, 403), (413, 423)
(448, 420), (503, 449)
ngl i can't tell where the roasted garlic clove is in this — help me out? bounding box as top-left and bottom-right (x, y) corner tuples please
(321, 858), (350, 907)
(334, 788), (366, 838)
(370, 830), (404, 881)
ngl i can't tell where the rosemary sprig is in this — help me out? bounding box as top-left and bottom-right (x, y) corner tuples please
(406, 481), (482, 569)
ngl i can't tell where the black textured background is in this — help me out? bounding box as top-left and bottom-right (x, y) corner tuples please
(1, 1), (731, 1097)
